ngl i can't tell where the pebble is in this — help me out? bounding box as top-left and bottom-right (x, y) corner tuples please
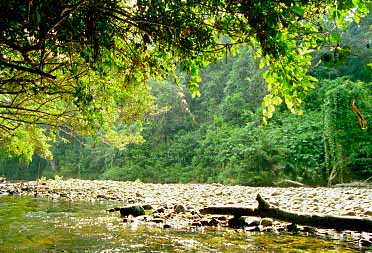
(1, 179), (371, 243)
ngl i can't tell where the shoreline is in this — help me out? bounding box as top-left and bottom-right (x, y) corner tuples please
(1, 179), (372, 216)
(1, 178), (372, 248)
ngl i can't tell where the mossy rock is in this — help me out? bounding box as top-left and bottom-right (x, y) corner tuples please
(120, 205), (145, 217)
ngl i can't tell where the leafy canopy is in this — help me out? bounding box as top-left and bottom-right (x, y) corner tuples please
(0, 0), (370, 158)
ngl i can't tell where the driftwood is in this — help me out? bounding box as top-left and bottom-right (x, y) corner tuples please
(273, 179), (306, 187)
(200, 194), (372, 232)
(333, 182), (372, 188)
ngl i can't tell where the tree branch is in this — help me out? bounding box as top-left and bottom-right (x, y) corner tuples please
(0, 60), (56, 79)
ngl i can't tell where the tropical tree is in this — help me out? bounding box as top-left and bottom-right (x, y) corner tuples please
(1, 0), (370, 159)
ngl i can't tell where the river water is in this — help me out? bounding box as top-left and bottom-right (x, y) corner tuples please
(0, 195), (362, 252)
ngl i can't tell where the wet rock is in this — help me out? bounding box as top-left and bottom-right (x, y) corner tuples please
(245, 226), (259, 232)
(208, 218), (219, 226)
(364, 210), (372, 216)
(247, 219), (260, 227)
(286, 223), (299, 232)
(163, 224), (172, 229)
(276, 225), (286, 232)
(0, 176), (6, 182)
(260, 218), (273, 227)
(216, 216), (227, 221)
(262, 227), (274, 232)
(120, 205), (145, 217)
(106, 207), (121, 212)
(174, 204), (187, 213)
(150, 218), (163, 223)
(303, 226), (316, 234)
(200, 219), (210, 226)
(96, 194), (107, 199)
(228, 216), (247, 228)
(359, 239), (372, 247)
(142, 204), (153, 210)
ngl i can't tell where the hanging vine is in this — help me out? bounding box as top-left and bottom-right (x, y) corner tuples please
(322, 78), (370, 186)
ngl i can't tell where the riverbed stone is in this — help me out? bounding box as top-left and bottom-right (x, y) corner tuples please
(260, 218), (273, 227)
(228, 216), (247, 228)
(142, 204), (153, 210)
(174, 204), (187, 213)
(2, 178), (372, 244)
(120, 205), (145, 217)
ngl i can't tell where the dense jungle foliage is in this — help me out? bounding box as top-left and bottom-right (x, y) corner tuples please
(0, 1), (371, 186)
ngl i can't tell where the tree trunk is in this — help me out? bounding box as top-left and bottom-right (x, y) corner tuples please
(200, 194), (372, 232)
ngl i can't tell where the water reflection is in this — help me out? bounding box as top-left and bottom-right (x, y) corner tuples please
(0, 196), (361, 252)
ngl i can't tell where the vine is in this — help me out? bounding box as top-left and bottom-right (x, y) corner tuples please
(322, 78), (370, 186)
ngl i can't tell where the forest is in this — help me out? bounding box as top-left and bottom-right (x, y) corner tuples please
(0, 0), (371, 187)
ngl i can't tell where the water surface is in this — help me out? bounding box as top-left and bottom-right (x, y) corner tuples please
(0, 196), (361, 252)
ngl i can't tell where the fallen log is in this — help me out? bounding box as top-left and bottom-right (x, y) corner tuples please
(200, 194), (372, 232)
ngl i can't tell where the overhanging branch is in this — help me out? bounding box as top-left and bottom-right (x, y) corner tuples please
(0, 60), (56, 79)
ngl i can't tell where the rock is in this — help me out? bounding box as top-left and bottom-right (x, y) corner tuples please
(260, 218), (273, 227)
(286, 223), (299, 232)
(163, 224), (172, 229)
(216, 216), (227, 221)
(341, 211), (357, 216)
(142, 204), (153, 210)
(228, 216), (247, 228)
(247, 219), (260, 227)
(150, 218), (163, 223)
(0, 176), (6, 182)
(303, 226), (317, 234)
(245, 226), (259, 232)
(276, 225), (286, 232)
(200, 219), (210, 226)
(120, 205), (145, 217)
(359, 239), (372, 247)
(208, 218), (219, 226)
(364, 210), (372, 216)
(174, 204), (187, 213)
(262, 227), (274, 232)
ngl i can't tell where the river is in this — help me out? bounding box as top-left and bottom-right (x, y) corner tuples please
(0, 195), (362, 252)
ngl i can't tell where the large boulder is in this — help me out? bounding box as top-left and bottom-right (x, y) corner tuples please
(119, 205), (145, 217)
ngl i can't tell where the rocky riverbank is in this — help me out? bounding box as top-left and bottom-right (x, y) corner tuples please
(1, 178), (372, 248)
